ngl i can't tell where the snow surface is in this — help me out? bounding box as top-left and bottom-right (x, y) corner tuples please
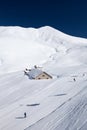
(0, 26), (87, 130)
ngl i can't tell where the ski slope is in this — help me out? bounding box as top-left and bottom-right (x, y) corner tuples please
(0, 26), (87, 130)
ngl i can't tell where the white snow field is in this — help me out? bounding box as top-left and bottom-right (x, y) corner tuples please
(0, 26), (87, 130)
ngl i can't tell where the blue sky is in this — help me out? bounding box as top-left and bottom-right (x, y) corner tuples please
(0, 0), (87, 38)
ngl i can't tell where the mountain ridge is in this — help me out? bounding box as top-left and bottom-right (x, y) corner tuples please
(0, 26), (87, 74)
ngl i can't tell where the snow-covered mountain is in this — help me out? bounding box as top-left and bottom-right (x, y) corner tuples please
(0, 26), (87, 74)
(0, 26), (87, 130)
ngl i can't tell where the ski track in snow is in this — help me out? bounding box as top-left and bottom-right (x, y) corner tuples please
(25, 85), (87, 130)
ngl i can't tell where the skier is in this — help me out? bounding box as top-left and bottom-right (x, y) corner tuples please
(24, 112), (27, 118)
(73, 78), (76, 82)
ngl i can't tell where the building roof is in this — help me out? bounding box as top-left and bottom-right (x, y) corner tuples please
(27, 68), (43, 79)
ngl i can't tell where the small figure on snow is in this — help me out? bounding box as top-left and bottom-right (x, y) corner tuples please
(24, 112), (27, 118)
(73, 78), (76, 82)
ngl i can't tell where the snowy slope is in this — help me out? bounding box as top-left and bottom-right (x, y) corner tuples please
(0, 26), (87, 74)
(0, 26), (55, 74)
(0, 26), (87, 130)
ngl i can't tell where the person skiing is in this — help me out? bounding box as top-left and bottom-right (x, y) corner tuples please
(73, 78), (76, 82)
(24, 112), (27, 118)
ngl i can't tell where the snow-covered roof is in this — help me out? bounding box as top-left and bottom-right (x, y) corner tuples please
(27, 68), (43, 79)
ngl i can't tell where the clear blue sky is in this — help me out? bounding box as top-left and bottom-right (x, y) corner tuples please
(0, 0), (87, 38)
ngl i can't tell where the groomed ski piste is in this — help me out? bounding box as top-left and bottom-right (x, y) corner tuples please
(0, 26), (87, 130)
